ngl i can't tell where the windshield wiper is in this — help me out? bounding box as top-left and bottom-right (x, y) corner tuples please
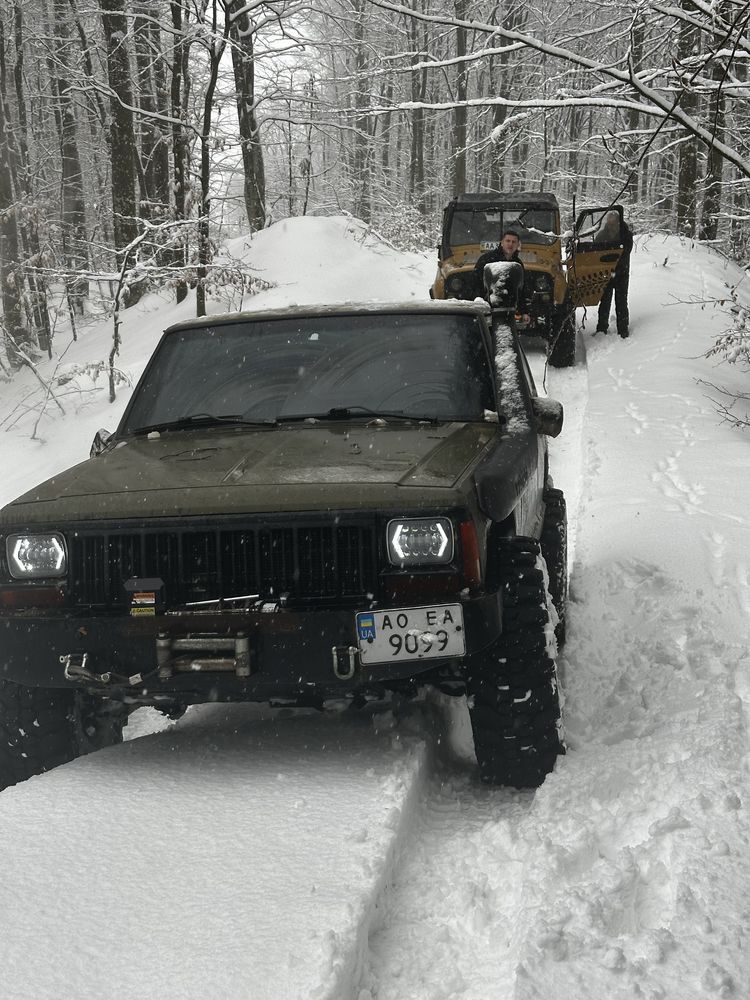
(509, 208), (530, 228)
(275, 406), (441, 424)
(130, 413), (277, 435)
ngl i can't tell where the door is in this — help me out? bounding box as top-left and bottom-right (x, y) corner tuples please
(566, 205), (625, 307)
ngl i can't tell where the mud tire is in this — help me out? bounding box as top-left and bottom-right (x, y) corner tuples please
(548, 304), (576, 368)
(467, 538), (564, 789)
(540, 487), (568, 647)
(0, 680), (126, 791)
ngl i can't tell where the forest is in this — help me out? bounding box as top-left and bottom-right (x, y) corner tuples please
(0, 0), (748, 379)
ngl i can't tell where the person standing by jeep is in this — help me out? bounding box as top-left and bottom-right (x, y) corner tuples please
(596, 213), (633, 338)
(474, 229), (530, 321)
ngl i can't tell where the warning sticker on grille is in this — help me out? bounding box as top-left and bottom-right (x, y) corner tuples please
(130, 591), (157, 616)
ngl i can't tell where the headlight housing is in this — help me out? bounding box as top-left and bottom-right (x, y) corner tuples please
(387, 518), (454, 568)
(445, 273), (473, 299)
(6, 533), (67, 579)
(533, 273), (554, 292)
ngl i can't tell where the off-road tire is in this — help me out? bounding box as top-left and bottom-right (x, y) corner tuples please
(548, 305), (576, 368)
(467, 537), (564, 789)
(0, 681), (126, 791)
(540, 487), (568, 647)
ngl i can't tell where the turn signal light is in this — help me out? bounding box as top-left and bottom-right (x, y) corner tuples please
(0, 587), (65, 609)
(381, 573), (462, 604)
(460, 521), (481, 590)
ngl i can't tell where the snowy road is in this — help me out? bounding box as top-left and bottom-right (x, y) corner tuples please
(0, 705), (432, 999)
(1, 222), (749, 999)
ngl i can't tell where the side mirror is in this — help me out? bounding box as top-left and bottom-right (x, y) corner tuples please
(531, 397), (563, 438)
(90, 428), (114, 458)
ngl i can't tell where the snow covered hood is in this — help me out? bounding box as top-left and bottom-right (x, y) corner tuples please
(1, 422), (499, 523)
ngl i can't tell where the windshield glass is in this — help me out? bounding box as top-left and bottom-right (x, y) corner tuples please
(448, 207), (557, 248)
(121, 313), (495, 432)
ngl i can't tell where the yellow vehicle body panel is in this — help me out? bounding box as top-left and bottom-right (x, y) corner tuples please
(565, 246), (623, 307)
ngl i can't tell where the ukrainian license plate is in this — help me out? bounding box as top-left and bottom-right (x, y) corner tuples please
(355, 604), (465, 665)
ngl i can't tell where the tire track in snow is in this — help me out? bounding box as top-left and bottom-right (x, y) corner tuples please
(358, 760), (533, 1000)
(0, 704), (434, 1000)
(350, 347), (593, 1000)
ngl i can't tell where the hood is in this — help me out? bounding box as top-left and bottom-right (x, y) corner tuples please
(1, 422), (499, 524)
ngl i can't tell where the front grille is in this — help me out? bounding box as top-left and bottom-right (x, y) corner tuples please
(69, 521), (378, 609)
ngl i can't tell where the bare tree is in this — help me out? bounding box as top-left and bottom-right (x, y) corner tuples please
(49, 0), (89, 315)
(227, 0), (266, 231)
(100, 0), (139, 253)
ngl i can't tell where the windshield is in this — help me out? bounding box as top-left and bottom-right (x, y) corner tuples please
(121, 313), (495, 433)
(448, 207), (558, 249)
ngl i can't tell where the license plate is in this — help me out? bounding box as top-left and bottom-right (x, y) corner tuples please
(355, 604), (465, 665)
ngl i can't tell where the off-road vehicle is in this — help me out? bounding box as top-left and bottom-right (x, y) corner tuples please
(430, 192), (627, 366)
(0, 300), (567, 791)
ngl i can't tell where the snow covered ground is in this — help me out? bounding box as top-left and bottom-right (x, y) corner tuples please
(1, 218), (749, 999)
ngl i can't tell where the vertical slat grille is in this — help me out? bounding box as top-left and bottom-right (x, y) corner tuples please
(258, 528), (294, 595)
(220, 531), (256, 596)
(337, 526), (374, 596)
(70, 536), (106, 605)
(69, 522), (376, 608)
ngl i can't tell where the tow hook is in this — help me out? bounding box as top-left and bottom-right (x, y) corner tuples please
(60, 653), (112, 685)
(332, 646), (359, 681)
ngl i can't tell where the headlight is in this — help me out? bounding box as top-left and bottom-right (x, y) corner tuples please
(533, 273), (553, 291)
(445, 274), (469, 296)
(387, 518), (454, 567)
(6, 533), (67, 579)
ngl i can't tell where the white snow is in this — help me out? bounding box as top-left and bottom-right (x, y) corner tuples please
(1, 218), (750, 999)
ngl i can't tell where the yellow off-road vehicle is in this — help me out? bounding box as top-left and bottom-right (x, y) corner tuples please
(430, 192), (626, 367)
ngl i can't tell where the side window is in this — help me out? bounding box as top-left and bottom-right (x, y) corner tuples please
(575, 207), (624, 251)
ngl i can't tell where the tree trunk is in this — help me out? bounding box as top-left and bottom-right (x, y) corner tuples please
(148, 16), (172, 213)
(352, 2), (371, 223)
(196, 2), (229, 317)
(228, 0), (266, 231)
(134, 6), (157, 213)
(170, 0), (190, 303)
(68, 0), (112, 253)
(626, 16), (646, 199)
(100, 0), (139, 254)
(7, 6), (51, 353)
(700, 7), (727, 242)
(675, 7), (699, 237)
(408, 7), (426, 211)
(50, 0), (89, 314)
(0, 65), (30, 367)
(452, 0), (468, 195)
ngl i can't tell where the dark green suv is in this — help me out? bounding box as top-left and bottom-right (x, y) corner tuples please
(0, 302), (567, 790)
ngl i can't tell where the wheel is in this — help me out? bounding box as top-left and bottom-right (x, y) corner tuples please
(467, 537), (565, 789)
(0, 680), (126, 791)
(548, 304), (576, 368)
(540, 487), (568, 647)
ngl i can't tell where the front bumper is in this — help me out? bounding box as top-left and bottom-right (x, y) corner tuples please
(0, 591), (502, 704)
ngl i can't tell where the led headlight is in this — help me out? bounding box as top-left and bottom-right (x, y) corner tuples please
(6, 533), (67, 579)
(387, 518), (454, 567)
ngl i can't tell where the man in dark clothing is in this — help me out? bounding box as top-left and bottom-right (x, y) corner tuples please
(474, 229), (529, 320)
(596, 214), (633, 338)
